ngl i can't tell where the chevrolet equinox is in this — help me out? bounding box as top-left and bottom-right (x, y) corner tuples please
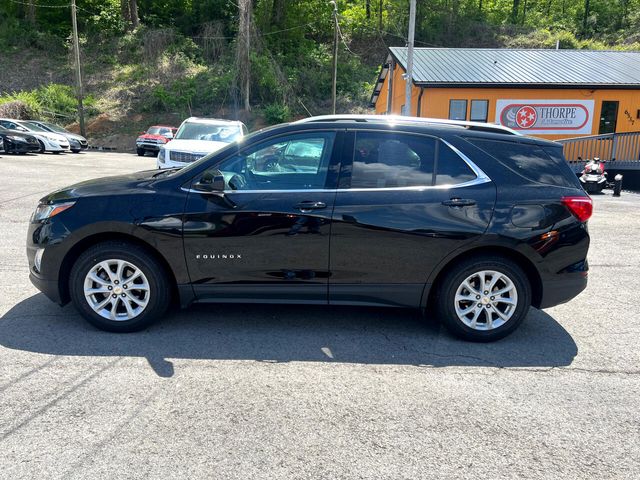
(27, 115), (591, 341)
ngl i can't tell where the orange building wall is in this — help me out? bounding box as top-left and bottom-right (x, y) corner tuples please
(375, 65), (640, 141)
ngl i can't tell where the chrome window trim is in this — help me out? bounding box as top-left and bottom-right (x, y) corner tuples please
(182, 133), (492, 194)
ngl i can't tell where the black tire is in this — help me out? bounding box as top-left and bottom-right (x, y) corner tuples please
(69, 241), (171, 332)
(38, 140), (46, 153)
(136, 148), (146, 156)
(435, 255), (531, 342)
(71, 149), (81, 153)
(52, 151), (61, 154)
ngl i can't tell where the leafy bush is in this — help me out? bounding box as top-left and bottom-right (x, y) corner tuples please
(0, 84), (98, 122)
(0, 101), (37, 120)
(0, 91), (41, 117)
(36, 84), (77, 118)
(263, 103), (291, 124)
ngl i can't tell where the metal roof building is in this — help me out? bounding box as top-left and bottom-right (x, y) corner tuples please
(371, 47), (640, 140)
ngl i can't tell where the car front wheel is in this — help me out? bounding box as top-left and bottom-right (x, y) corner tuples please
(136, 148), (145, 156)
(69, 241), (171, 332)
(436, 255), (531, 342)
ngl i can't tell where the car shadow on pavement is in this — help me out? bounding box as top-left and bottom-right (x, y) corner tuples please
(0, 294), (578, 377)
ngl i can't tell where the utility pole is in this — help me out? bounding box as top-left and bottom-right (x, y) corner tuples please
(330, 1), (338, 114)
(70, 0), (85, 137)
(402, 0), (416, 116)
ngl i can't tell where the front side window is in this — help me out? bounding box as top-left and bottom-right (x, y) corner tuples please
(212, 132), (336, 191)
(449, 100), (467, 120)
(349, 132), (476, 189)
(470, 100), (489, 122)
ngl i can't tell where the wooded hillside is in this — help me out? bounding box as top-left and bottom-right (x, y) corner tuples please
(1, 1), (639, 134)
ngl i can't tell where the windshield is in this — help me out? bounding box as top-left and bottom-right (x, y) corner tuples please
(41, 122), (68, 133)
(175, 121), (242, 143)
(20, 121), (46, 132)
(147, 126), (173, 136)
(24, 121), (49, 132)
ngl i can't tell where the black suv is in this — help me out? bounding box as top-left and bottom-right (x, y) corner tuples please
(27, 115), (591, 341)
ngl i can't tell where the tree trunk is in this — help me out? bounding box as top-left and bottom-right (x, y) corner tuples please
(121, 0), (131, 27)
(511, 0), (520, 23)
(237, 0), (252, 111)
(378, 0), (383, 30)
(582, 0), (590, 34)
(26, 0), (36, 24)
(522, 0), (528, 24)
(271, 0), (286, 27)
(366, 0), (371, 19)
(129, 0), (139, 29)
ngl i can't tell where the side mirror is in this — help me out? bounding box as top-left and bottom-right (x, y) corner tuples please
(194, 171), (225, 193)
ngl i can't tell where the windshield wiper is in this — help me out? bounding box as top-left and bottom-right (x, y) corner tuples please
(152, 168), (181, 178)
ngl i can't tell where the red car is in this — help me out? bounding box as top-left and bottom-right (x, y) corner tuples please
(135, 125), (177, 156)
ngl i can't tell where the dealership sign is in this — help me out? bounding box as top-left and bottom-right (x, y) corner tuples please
(496, 99), (594, 135)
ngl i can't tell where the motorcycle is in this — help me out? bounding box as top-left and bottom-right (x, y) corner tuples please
(579, 157), (608, 194)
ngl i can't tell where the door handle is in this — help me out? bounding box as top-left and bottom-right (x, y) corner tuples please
(442, 197), (476, 207)
(295, 201), (327, 212)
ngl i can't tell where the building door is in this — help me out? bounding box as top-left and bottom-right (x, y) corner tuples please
(599, 101), (619, 134)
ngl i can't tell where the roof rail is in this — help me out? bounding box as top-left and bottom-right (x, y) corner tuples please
(293, 114), (521, 136)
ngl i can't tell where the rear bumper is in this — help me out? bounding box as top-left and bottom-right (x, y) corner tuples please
(539, 272), (588, 309)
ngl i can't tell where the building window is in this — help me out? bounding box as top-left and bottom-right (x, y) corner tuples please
(470, 100), (489, 122)
(449, 100), (467, 120)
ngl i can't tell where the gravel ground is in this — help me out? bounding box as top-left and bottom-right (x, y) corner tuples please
(0, 151), (638, 479)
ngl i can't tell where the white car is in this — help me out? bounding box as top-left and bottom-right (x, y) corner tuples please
(157, 117), (247, 169)
(0, 118), (70, 153)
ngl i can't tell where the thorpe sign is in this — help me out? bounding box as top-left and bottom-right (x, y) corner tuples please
(496, 99), (594, 135)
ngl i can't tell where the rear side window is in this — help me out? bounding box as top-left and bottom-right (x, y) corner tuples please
(467, 138), (577, 188)
(350, 132), (476, 188)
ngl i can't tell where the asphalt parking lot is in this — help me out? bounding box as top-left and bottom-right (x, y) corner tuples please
(0, 150), (638, 479)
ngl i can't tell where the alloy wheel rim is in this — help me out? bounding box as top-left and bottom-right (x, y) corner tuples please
(454, 270), (518, 331)
(83, 259), (150, 321)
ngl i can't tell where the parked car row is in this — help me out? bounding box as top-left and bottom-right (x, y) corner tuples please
(0, 118), (88, 154)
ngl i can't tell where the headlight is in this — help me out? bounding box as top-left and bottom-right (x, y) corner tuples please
(158, 149), (166, 163)
(31, 201), (76, 222)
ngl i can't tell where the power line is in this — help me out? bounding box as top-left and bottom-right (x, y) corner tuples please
(193, 21), (320, 41)
(8, 0), (68, 8)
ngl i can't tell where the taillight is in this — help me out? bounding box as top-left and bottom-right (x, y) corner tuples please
(562, 196), (593, 222)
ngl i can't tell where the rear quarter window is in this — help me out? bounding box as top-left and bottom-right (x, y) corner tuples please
(466, 138), (579, 188)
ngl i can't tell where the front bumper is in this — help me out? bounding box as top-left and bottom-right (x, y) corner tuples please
(69, 139), (88, 151)
(29, 271), (63, 304)
(4, 138), (40, 153)
(137, 140), (166, 152)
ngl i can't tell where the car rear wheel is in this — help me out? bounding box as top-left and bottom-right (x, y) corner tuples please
(69, 241), (171, 332)
(38, 140), (45, 153)
(71, 149), (81, 153)
(436, 255), (531, 342)
(136, 148), (145, 156)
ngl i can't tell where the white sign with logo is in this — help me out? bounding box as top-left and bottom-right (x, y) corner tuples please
(495, 99), (594, 135)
